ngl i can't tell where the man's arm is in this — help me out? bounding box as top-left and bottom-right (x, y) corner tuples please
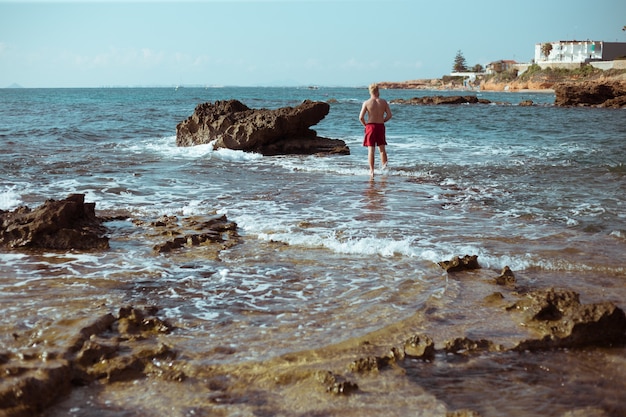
(383, 100), (392, 123)
(359, 102), (368, 126)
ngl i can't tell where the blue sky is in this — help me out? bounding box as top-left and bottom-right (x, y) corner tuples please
(1, 0), (625, 88)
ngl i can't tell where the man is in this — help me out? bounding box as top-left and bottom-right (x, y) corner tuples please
(359, 83), (392, 177)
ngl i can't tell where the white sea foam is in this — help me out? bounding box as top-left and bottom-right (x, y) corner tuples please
(137, 135), (263, 163)
(0, 185), (23, 210)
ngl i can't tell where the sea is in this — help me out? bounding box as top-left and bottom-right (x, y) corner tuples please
(1, 86), (625, 417)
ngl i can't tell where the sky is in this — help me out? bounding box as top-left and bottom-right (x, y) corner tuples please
(1, 0), (625, 88)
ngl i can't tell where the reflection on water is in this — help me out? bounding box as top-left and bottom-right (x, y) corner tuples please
(406, 349), (626, 417)
(357, 176), (388, 222)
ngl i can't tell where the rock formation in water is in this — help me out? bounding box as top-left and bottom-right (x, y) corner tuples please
(438, 254), (481, 272)
(0, 194), (109, 250)
(391, 95), (492, 105)
(175, 99), (350, 156)
(508, 288), (626, 350)
(554, 80), (626, 108)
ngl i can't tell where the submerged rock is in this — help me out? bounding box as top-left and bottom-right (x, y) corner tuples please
(0, 307), (181, 417)
(0, 194), (108, 250)
(175, 99), (350, 156)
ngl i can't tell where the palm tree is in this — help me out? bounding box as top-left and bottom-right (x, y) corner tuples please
(541, 43), (553, 59)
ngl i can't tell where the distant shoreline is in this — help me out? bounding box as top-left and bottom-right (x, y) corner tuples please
(377, 79), (555, 93)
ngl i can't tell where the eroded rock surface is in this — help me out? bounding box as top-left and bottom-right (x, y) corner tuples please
(0, 307), (178, 417)
(0, 194), (108, 250)
(439, 254), (481, 272)
(554, 80), (626, 108)
(509, 288), (626, 350)
(175, 99), (350, 156)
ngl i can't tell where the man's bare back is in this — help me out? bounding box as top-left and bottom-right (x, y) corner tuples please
(359, 83), (392, 177)
(359, 97), (391, 125)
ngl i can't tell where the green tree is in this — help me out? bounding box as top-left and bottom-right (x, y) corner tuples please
(452, 50), (468, 72)
(471, 63), (484, 73)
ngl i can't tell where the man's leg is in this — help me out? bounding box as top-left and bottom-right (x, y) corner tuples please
(379, 145), (388, 169)
(368, 146), (376, 176)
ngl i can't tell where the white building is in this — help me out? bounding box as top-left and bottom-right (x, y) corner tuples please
(535, 40), (626, 64)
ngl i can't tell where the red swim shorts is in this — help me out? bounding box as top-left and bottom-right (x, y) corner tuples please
(363, 123), (386, 147)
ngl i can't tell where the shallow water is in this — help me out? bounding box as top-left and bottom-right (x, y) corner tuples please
(1, 87), (625, 416)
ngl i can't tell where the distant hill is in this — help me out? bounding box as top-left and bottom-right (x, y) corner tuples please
(5, 83), (23, 89)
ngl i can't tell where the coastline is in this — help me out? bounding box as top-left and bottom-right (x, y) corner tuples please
(377, 79), (555, 93)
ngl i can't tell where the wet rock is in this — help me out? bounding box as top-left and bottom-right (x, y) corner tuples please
(560, 407), (610, 417)
(348, 355), (389, 373)
(0, 194), (109, 250)
(74, 339), (118, 370)
(0, 307), (182, 417)
(519, 100), (534, 106)
(403, 334), (435, 360)
(494, 266), (516, 286)
(483, 292), (505, 305)
(439, 255), (480, 272)
(117, 306), (173, 339)
(554, 80), (626, 107)
(86, 342), (177, 383)
(0, 360), (72, 417)
(443, 337), (502, 354)
(176, 99), (350, 156)
(391, 95), (492, 105)
(508, 288), (626, 350)
(315, 371), (358, 395)
(68, 313), (117, 353)
(139, 214), (240, 254)
(447, 410), (483, 417)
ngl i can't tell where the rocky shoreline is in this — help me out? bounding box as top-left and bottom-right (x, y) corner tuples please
(1, 196), (625, 416)
(379, 80), (626, 109)
(378, 73), (626, 108)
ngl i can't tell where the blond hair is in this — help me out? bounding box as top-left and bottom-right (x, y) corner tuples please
(368, 83), (379, 96)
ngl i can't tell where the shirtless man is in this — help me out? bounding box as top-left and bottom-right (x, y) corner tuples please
(359, 83), (392, 177)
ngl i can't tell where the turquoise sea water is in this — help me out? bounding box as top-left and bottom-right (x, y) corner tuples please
(1, 87), (625, 416)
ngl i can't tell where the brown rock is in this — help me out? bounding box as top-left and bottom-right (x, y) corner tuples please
(0, 307), (182, 417)
(0, 360), (72, 417)
(145, 214), (240, 254)
(439, 255), (481, 272)
(175, 99), (349, 156)
(403, 334), (435, 360)
(554, 80), (626, 107)
(495, 266), (516, 286)
(391, 95), (491, 105)
(443, 337), (502, 354)
(508, 288), (626, 350)
(0, 194), (108, 250)
(315, 371), (358, 395)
